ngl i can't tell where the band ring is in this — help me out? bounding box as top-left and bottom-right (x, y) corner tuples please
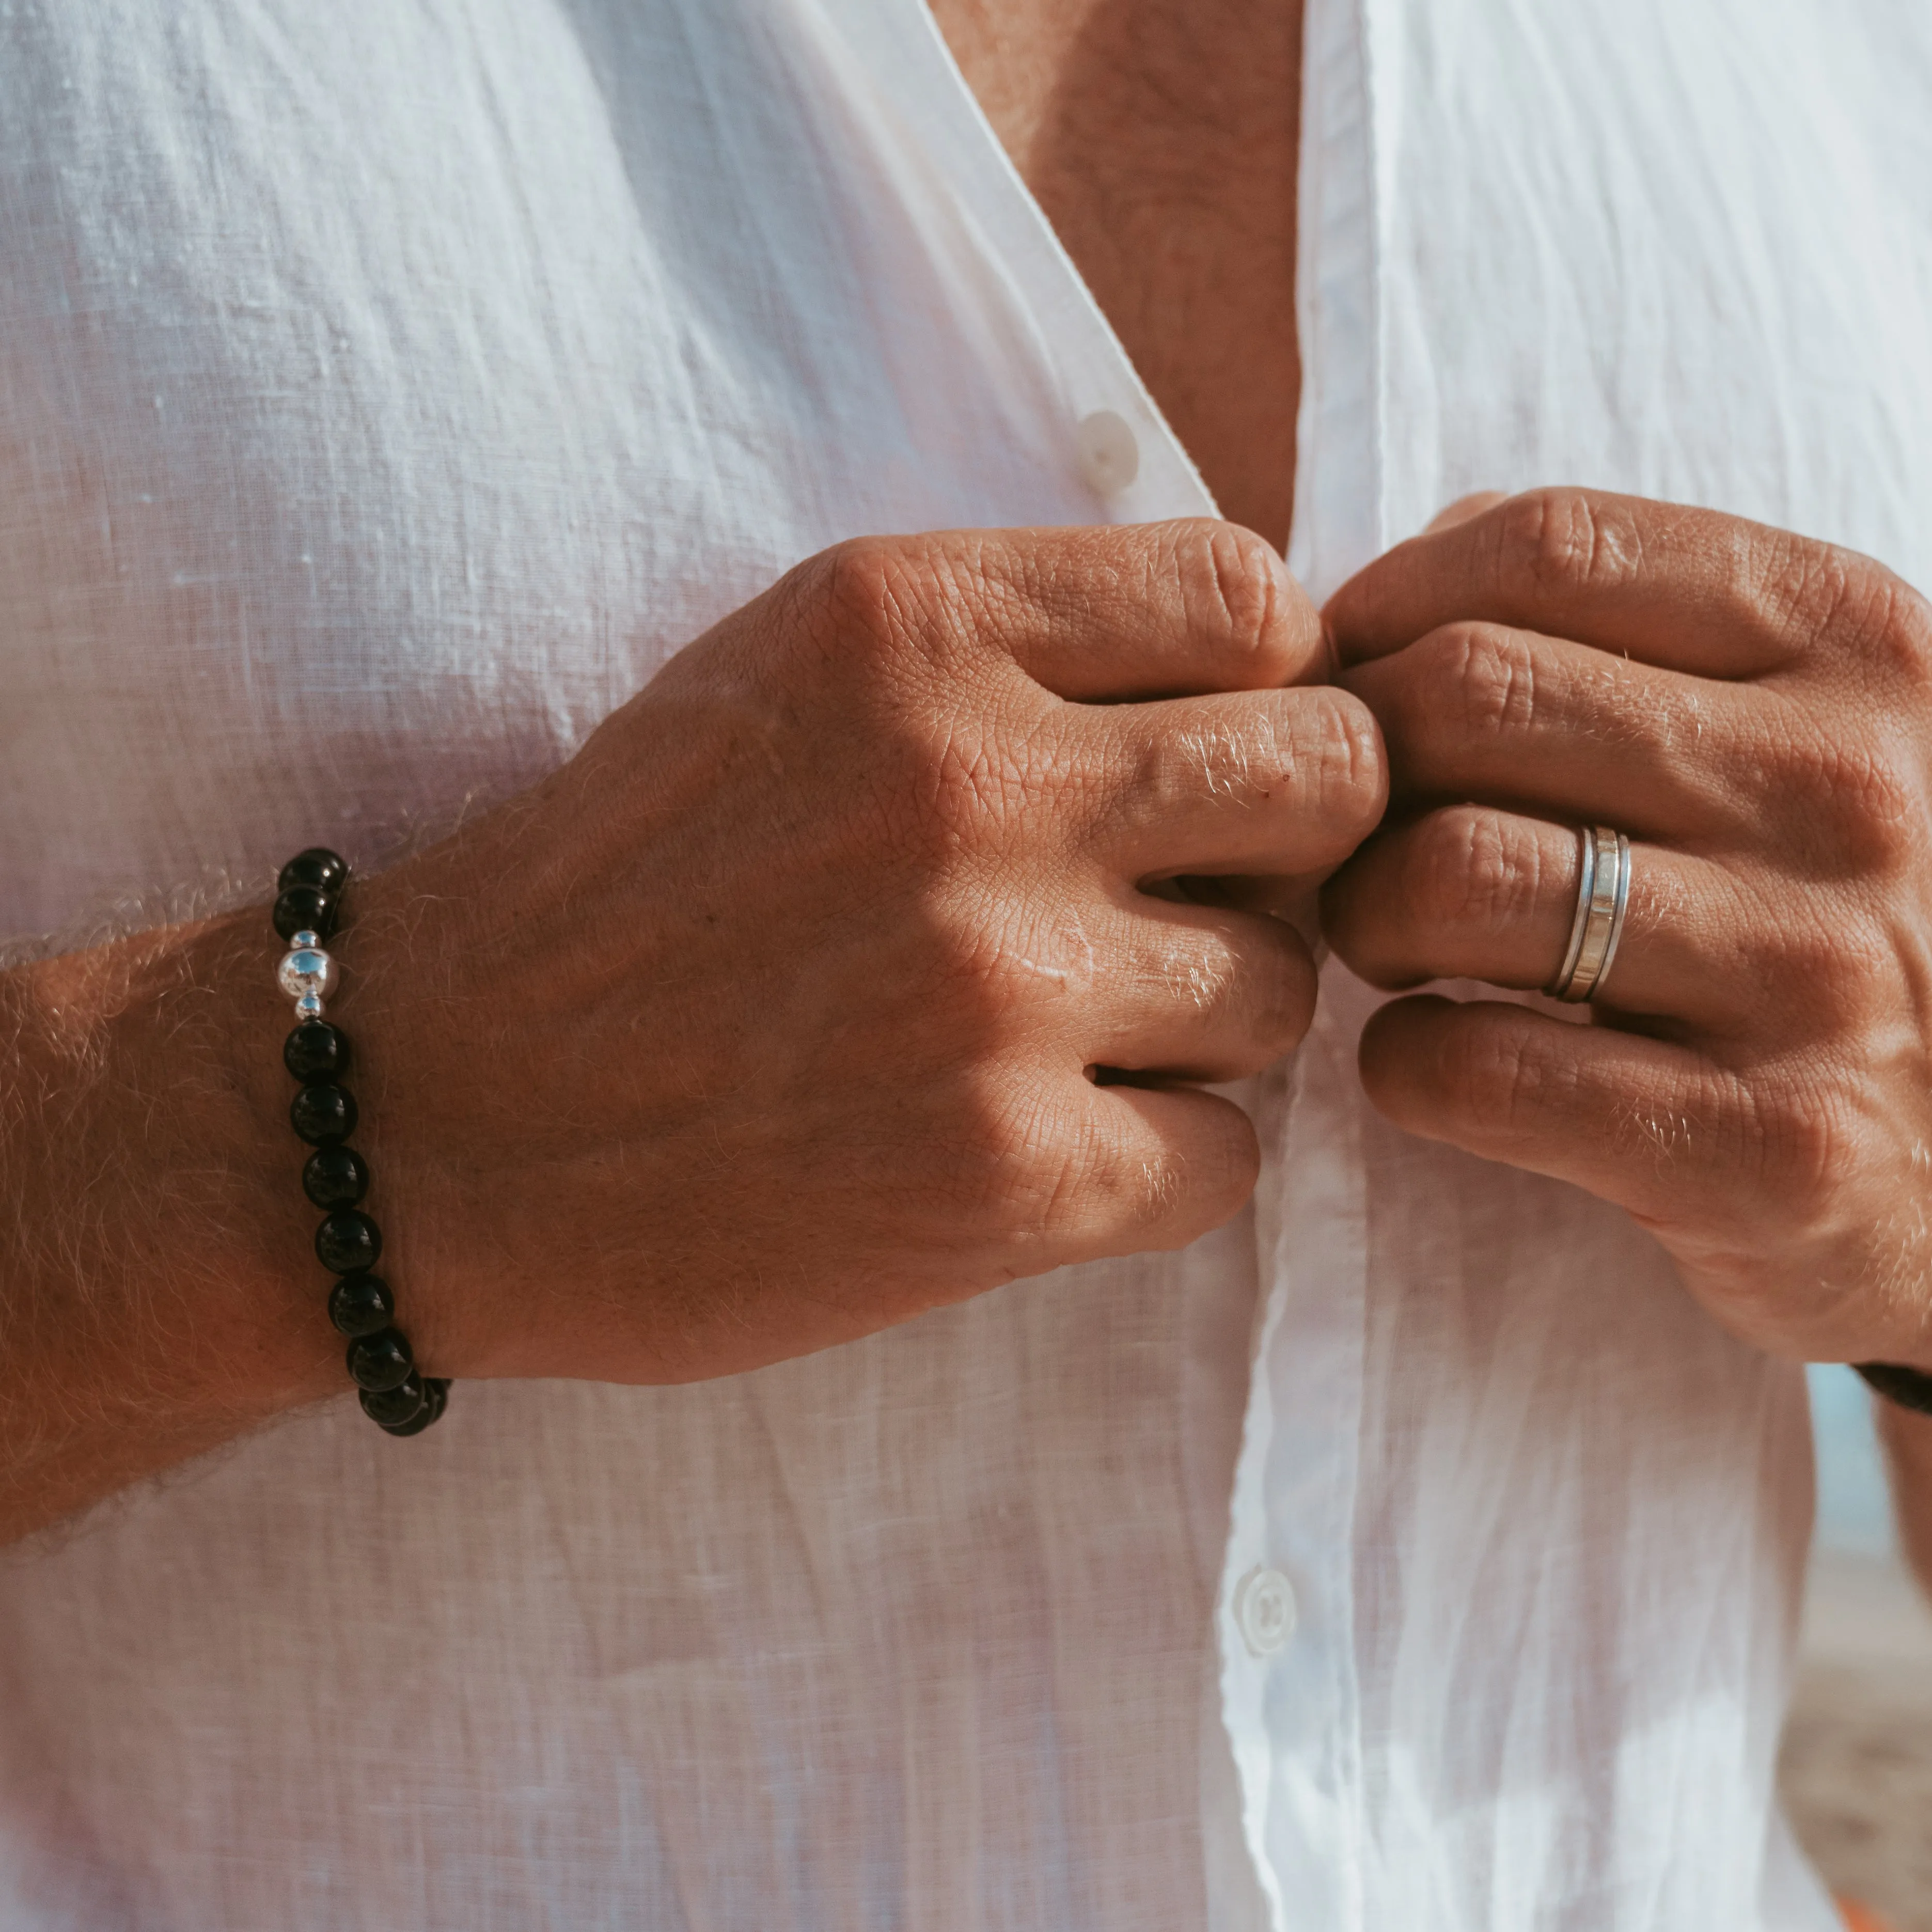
(1548, 824), (1631, 1003)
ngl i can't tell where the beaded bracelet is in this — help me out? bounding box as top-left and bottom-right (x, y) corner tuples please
(274, 847), (450, 1437)
(1855, 1361), (1932, 1417)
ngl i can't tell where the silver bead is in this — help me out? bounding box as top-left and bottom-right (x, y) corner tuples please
(290, 929), (320, 949)
(294, 991), (325, 1022)
(277, 945), (337, 1004)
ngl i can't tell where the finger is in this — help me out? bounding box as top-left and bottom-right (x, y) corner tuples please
(1425, 491), (1507, 532)
(1321, 806), (1748, 1025)
(928, 519), (1330, 698)
(1054, 1081), (1261, 1259)
(1080, 901), (1319, 1084)
(1325, 487), (1875, 679)
(1343, 621), (1760, 836)
(1083, 685), (1387, 879)
(1356, 994), (1742, 1229)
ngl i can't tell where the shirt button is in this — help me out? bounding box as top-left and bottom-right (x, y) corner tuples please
(1076, 409), (1139, 497)
(1233, 1566), (1297, 1658)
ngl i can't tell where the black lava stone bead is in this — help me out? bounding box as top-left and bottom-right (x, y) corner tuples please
(284, 1020), (351, 1083)
(316, 1208), (382, 1275)
(379, 1376), (450, 1437)
(328, 1273), (396, 1338)
(278, 847), (350, 897)
(272, 886), (337, 942)
(346, 1326), (414, 1392)
(303, 1145), (368, 1210)
(359, 1372), (426, 1426)
(290, 1083), (357, 1146)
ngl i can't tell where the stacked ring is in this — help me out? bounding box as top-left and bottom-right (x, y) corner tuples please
(1549, 824), (1632, 1004)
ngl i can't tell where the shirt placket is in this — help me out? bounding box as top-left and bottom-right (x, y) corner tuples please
(826, 1), (1383, 1923)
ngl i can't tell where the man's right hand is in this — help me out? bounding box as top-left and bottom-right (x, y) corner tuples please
(358, 520), (1384, 1385)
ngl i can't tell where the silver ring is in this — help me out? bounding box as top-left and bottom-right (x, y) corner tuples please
(1548, 825), (1631, 1003)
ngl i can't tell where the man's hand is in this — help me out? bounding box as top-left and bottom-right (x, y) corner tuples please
(1320, 486), (1932, 1371)
(357, 521), (1381, 1385)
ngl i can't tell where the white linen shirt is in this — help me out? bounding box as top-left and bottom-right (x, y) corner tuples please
(2, 0), (1928, 1924)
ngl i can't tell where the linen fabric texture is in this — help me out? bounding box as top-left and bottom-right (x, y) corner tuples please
(5, 0), (1931, 1924)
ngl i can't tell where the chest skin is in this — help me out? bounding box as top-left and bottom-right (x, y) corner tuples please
(929, 0), (1304, 548)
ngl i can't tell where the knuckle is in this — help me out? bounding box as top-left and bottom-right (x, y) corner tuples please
(1755, 534), (1917, 663)
(1754, 533), (1857, 645)
(956, 1069), (1085, 1230)
(806, 535), (911, 645)
(1768, 714), (1923, 872)
(805, 533), (984, 669)
(1170, 520), (1305, 682)
(1452, 624), (1540, 740)
(1747, 1064), (1851, 1215)
(993, 1090), (1261, 1248)
(1843, 562), (1932, 686)
(1408, 808), (1538, 935)
(1884, 574), (1932, 681)
(1302, 689), (1388, 832)
(1135, 708), (1267, 814)
(1835, 740), (1921, 867)
(999, 1103), (1153, 1240)
(1402, 623), (1540, 744)
(1163, 923), (1315, 1059)
(1136, 689), (1385, 844)
(1100, 1104), (1258, 1237)
(1494, 487), (1643, 599)
(1126, 719), (1227, 826)
(1086, 1127), (1191, 1232)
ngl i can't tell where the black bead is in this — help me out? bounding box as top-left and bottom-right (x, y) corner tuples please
(346, 1326), (414, 1391)
(359, 1371), (426, 1426)
(379, 1376), (450, 1437)
(272, 886), (337, 943)
(290, 1082), (357, 1146)
(284, 1020), (351, 1083)
(328, 1272), (396, 1338)
(303, 1144), (368, 1210)
(316, 1208), (382, 1275)
(278, 847), (350, 897)
(1856, 1362), (1932, 1416)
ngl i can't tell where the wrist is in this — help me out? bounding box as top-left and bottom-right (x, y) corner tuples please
(0, 912), (339, 1533)
(119, 909), (343, 1409)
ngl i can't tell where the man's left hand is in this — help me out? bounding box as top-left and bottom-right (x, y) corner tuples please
(1322, 487), (1932, 1368)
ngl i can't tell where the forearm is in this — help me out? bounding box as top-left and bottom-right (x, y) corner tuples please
(0, 907), (336, 1542)
(1879, 1401), (1932, 1602)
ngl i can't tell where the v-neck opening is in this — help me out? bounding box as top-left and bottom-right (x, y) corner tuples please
(832, 0), (1378, 593)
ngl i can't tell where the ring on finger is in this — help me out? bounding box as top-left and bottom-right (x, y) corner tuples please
(1548, 824), (1631, 1003)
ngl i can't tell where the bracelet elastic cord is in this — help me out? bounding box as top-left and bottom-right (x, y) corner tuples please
(1855, 1361), (1932, 1417)
(274, 847), (449, 1437)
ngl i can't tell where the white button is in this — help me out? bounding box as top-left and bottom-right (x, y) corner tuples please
(1233, 1566), (1297, 1658)
(1075, 410), (1140, 497)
